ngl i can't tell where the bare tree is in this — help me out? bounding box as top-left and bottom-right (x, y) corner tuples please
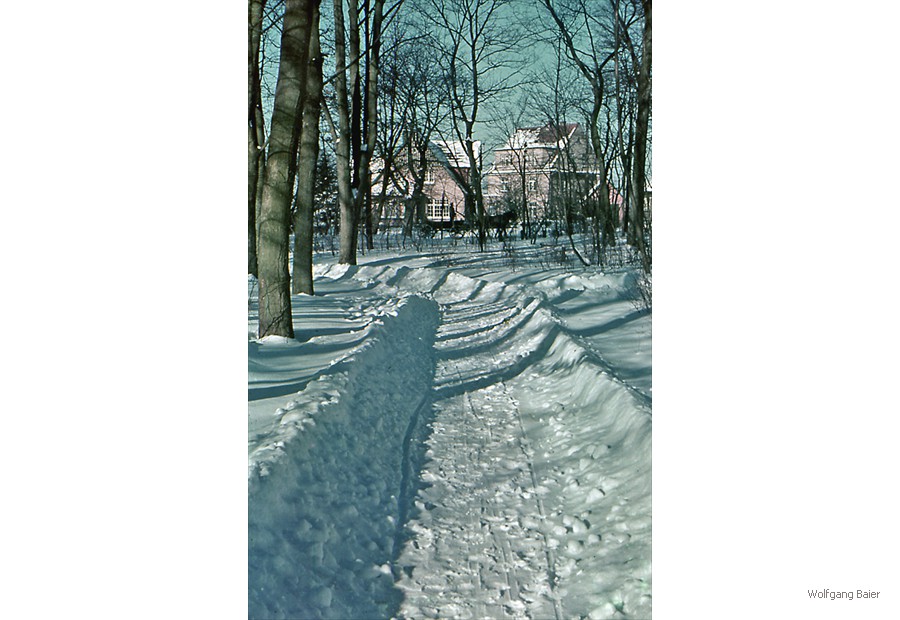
(539, 0), (621, 256)
(538, 0), (650, 276)
(324, 0), (395, 264)
(610, 0), (639, 240)
(423, 0), (521, 250)
(629, 0), (651, 275)
(292, 3), (324, 294)
(391, 29), (449, 238)
(368, 24), (413, 244)
(522, 35), (608, 265)
(249, 0), (268, 276)
(257, 0), (319, 338)
(488, 99), (537, 240)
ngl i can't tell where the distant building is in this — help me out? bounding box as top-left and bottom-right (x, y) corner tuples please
(483, 123), (606, 227)
(371, 139), (480, 228)
(422, 139), (479, 223)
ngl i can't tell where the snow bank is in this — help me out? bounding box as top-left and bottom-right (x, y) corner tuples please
(325, 262), (651, 619)
(510, 335), (652, 619)
(248, 295), (440, 620)
(249, 242), (651, 619)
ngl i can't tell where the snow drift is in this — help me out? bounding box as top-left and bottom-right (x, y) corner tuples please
(249, 243), (651, 619)
(249, 295), (440, 620)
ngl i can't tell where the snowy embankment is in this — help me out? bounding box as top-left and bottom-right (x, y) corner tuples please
(249, 291), (440, 619)
(249, 242), (651, 620)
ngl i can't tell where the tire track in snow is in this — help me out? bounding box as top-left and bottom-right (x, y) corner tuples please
(385, 267), (651, 619)
(251, 263), (651, 619)
(394, 284), (565, 619)
(490, 374), (565, 620)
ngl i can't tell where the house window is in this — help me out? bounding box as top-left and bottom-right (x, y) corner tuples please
(528, 177), (538, 192)
(500, 177), (510, 192)
(424, 168), (435, 184)
(427, 199), (450, 220)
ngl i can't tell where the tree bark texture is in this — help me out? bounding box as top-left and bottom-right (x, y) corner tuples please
(248, 0), (267, 276)
(257, 0), (316, 338)
(293, 3), (323, 295)
(330, 0), (384, 264)
(358, 0), (385, 252)
(631, 0), (651, 274)
(329, 0), (357, 264)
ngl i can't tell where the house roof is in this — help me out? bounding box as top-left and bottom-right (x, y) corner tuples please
(496, 123), (579, 151)
(431, 139), (480, 169)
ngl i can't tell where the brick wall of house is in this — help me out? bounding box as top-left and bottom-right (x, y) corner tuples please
(371, 140), (475, 227)
(422, 158), (467, 222)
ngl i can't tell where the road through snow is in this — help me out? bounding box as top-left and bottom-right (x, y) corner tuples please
(249, 245), (651, 620)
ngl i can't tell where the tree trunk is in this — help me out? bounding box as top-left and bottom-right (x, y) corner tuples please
(330, 0), (385, 264)
(330, 0), (358, 265)
(249, 125), (261, 277)
(403, 148), (427, 238)
(248, 0), (267, 276)
(583, 91), (620, 258)
(473, 165), (487, 250)
(612, 6), (635, 241)
(255, 106), (266, 260)
(371, 152), (394, 237)
(358, 0), (384, 253)
(292, 3), (322, 295)
(631, 0), (651, 274)
(258, 0), (316, 339)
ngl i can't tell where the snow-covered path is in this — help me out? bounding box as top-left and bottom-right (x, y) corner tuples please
(249, 244), (651, 620)
(395, 284), (566, 619)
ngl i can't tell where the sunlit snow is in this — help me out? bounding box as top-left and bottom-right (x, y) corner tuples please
(248, 239), (651, 619)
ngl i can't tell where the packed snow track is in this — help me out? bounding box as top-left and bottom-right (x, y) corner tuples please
(248, 247), (651, 620)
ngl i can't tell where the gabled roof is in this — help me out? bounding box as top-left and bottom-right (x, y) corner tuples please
(496, 123), (579, 151)
(430, 139), (480, 169)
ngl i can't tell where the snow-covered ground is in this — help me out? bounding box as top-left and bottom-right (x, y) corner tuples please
(248, 239), (651, 619)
